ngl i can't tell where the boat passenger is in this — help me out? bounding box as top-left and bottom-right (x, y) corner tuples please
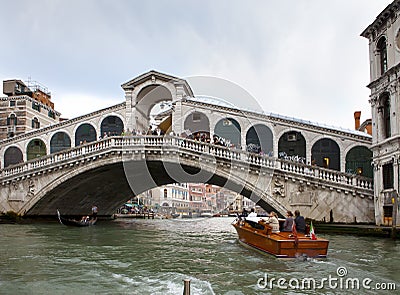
(267, 211), (280, 233)
(81, 216), (90, 223)
(294, 210), (306, 233)
(282, 211), (294, 232)
(248, 208), (257, 217)
(241, 208), (248, 218)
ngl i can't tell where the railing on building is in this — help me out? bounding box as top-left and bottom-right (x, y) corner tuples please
(0, 135), (373, 192)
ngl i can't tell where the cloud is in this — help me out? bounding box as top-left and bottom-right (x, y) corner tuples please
(52, 92), (118, 120)
(0, 0), (393, 129)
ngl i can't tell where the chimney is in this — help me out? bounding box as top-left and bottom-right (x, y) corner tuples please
(354, 111), (361, 130)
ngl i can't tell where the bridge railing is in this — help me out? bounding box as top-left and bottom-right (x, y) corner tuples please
(279, 159), (373, 190)
(0, 135), (373, 191)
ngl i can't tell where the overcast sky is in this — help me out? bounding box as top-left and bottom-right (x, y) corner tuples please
(0, 0), (393, 130)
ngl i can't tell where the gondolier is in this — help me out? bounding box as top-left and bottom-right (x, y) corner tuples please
(92, 205), (98, 219)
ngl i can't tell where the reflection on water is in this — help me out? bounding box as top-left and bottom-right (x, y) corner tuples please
(0, 217), (399, 294)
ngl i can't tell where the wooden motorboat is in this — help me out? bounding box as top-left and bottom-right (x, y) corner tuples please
(232, 217), (329, 258)
(57, 210), (97, 227)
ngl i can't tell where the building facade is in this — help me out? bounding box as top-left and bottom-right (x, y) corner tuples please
(0, 79), (60, 141)
(361, 0), (400, 225)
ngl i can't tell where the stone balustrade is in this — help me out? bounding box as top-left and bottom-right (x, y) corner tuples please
(0, 135), (373, 193)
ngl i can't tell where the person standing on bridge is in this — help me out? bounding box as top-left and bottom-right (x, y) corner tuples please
(91, 205), (98, 219)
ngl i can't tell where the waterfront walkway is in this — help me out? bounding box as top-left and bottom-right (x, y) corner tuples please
(113, 212), (155, 219)
(314, 222), (400, 239)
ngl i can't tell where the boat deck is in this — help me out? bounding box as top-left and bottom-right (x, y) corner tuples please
(232, 218), (329, 258)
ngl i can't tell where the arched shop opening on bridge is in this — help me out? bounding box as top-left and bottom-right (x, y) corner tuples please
(27, 139), (46, 161)
(4, 146), (23, 168)
(183, 111), (210, 141)
(214, 118), (241, 148)
(100, 115), (124, 137)
(278, 131), (306, 163)
(345, 146), (373, 177)
(75, 123), (97, 146)
(311, 138), (340, 171)
(50, 132), (71, 154)
(246, 124), (273, 155)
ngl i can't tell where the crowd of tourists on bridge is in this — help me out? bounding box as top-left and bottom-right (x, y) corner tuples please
(92, 126), (274, 158)
(98, 127), (166, 140)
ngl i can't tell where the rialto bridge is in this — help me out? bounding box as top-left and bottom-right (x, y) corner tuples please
(0, 71), (374, 222)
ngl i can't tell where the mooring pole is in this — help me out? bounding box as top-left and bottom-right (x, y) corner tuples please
(183, 279), (191, 295)
(391, 191), (398, 240)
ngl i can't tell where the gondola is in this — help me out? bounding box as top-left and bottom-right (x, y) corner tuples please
(57, 210), (97, 227)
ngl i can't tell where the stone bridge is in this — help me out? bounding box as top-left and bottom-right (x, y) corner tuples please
(0, 70), (376, 222)
(0, 135), (374, 222)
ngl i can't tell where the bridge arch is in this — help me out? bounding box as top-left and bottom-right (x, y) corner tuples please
(311, 138), (340, 170)
(50, 131), (71, 154)
(138, 85), (173, 114)
(278, 130), (306, 164)
(100, 115), (125, 137)
(245, 124), (273, 155)
(4, 146), (23, 168)
(74, 123), (97, 146)
(214, 118), (241, 148)
(183, 110), (210, 139)
(132, 84), (175, 133)
(345, 145), (373, 177)
(23, 151), (284, 217)
(26, 139), (47, 161)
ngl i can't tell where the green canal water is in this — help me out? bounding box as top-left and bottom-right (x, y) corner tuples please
(0, 217), (399, 294)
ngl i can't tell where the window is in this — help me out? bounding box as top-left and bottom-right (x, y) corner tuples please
(382, 163), (393, 189)
(377, 37), (388, 75)
(32, 117), (40, 129)
(9, 101), (15, 107)
(383, 96), (391, 138)
(192, 112), (201, 122)
(48, 110), (55, 119)
(32, 101), (41, 112)
(7, 114), (17, 126)
(379, 93), (391, 139)
(164, 189), (168, 199)
(383, 205), (393, 218)
(287, 133), (297, 141)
